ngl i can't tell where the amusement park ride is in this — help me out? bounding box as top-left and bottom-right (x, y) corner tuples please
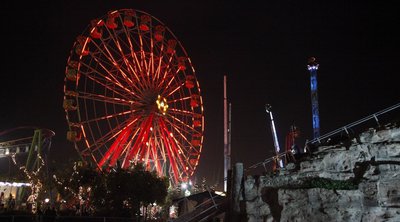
(265, 104), (284, 168)
(0, 127), (55, 205)
(62, 9), (204, 186)
(265, 57), (319, 169)
(307, 57), (321, 139)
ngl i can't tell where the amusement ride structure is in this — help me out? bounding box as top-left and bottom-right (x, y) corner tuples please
(0, 126), (55, 207)
(265, 104), (284, 168)
(307, 57), (320, 139)
(63, 9), (204, 185)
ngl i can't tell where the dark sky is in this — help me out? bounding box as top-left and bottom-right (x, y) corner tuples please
(1, 1), (399, 189)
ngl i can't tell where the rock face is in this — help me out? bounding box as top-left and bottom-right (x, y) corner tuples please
(236, 126), (400, 222)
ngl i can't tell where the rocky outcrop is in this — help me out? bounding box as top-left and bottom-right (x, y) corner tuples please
(236, 126), (400, 222)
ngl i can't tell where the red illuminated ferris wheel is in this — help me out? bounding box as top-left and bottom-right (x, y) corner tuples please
(63, 9), (204, 185)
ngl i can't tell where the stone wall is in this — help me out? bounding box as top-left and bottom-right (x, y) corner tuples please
(235, 126), (400, 222)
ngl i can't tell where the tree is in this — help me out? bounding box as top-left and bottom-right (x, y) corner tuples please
(94, 163), (169, 218)
(55, 161), (169, 218)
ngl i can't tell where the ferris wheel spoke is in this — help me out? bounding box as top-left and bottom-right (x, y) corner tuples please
(101, 24), (146, 90)
(163, 69), (182, 92)
(143, 139), (155, 172)
(166, 115), (199, 133)
(102, 126), (140, 168)
(120, 26), (154, 91)
(162, 120), (192, 163)
(86, 117), (137, 154)
(168, 108), (198, 117)
(98, 124), (133, 168)
(141, 38), (156, 90)
(153, 132), (168, 176)
(124, 29), (144, 74)
(108, 127), (138, 167)
(89, 115), (141, 151)
(77, 91), (136, 106)
(102, 26), (146, 92)
(146, 34), (158, 87)
(165, 118), (202, 162)
(165, 82), (184, 97)
(143, 136), (156, 172)
(138, 32), (149, 75)
(159, 118), (189, 180)
(168, 96), (191, 104)
(131, 31), (150, 88)
(89, 41), (140, 93)
(154, 44), (165, 84)
(80, 59), (137, 97)
(152, 121), (167, 175)
(163, 118), (192, 150)
(149, 38), (156, 84)
(122, 114), (154, 168)
(157, 53), (175, 88)
(158, 119), (180, 183)
(166, 115), (200, 134)
(79, 72), (133, 101)
(171, 136), (194, 172)
(79, 110), (137, 125)
(151, 137), (164, 177)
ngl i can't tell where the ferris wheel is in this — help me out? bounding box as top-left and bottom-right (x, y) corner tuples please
(63, 9), (204, 185)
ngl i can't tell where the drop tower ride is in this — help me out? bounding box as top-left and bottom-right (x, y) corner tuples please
(307, 57), (320, 139)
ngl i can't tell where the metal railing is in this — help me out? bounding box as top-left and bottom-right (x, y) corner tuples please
(171, 190), (226, 222)
(246, 152), (287, 171)
(306, 102), (400, 145)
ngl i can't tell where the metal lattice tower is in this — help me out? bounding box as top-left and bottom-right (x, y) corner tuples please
(307, 57), (320, 139)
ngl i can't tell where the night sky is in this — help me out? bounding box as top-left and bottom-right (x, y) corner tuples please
(1, 1), (399, 189)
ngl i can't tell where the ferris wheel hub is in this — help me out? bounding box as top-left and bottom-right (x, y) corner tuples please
(156, 95), (169, 115)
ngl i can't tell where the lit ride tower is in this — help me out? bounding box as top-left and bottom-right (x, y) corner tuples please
(307, 57), (320, 139)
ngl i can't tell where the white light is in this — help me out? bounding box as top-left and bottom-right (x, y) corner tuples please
(215, 191), (226, 196)
(181, 182), (187, 190)
(45, 198), (50, 203)
(0, 181), (31, 187)
(307, 65), (319, 70)
(184, 190), (191, 196)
